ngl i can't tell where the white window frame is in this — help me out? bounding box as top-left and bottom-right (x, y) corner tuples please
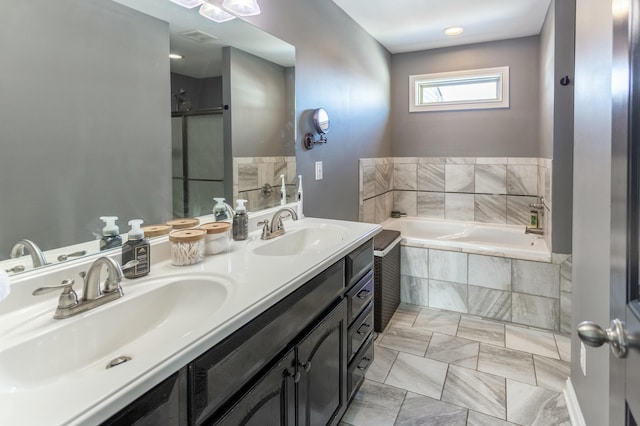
(409, 66), (510, 112)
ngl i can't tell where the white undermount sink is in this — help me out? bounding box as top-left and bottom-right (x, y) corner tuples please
(0, 274), (231, 393)
(252, 225), (348, 256)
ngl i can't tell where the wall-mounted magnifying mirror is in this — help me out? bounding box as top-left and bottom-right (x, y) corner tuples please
(304, 108), (329, 149)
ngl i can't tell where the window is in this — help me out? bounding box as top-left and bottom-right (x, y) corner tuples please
(409, 66), (509, 112)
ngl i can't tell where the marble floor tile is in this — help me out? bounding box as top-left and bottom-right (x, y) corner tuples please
(394, 392), (467, 426)
(505, 325), (559, 359)
(367, 345), (398, 383)
(378, 325), (432, 356)
(477, 344), (536, 385)
(342, 379), (406, 426)
(467, 411), (517, 425)
(506, 380), (571, 426)
(441, 365), (506, 419)
(385, 352), (448, 400)
(413, 308), (460, 335)
(533, 355), (570, 392)
(388, 304), (420, 327)
(554, 334), (571, 362)
(425, 333), (479, 369)
(457, 317), (505, 346)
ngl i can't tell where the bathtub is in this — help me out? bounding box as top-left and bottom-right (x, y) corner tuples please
(380, 217), (550, 262)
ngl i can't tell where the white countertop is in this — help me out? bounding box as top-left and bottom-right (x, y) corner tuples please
(0, 217), (380, 425)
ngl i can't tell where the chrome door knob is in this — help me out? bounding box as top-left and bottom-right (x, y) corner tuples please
(578, 319), (629, 358)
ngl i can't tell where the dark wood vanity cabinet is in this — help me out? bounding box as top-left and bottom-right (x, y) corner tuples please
(102, 239), (374, 426)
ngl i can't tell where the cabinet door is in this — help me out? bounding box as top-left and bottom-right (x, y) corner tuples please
(101, 368), (187, 426)
(297, 299), (348, 426)
(213, 349), (296, 426)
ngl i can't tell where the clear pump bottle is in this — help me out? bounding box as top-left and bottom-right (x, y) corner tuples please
(232, 199), (248, 241)
(99, 216), (122, 251)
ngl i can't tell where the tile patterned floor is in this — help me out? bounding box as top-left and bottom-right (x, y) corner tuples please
(341, 304), (571, 426)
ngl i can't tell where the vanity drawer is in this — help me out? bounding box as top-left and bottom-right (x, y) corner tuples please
(347, 334), (374, 402)
(346, 239), (373, 288)
(346, 269), (373, 322)
(348, 304), (373, 362)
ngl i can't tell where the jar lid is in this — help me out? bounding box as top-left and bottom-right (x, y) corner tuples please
(166, 218), (200, 229)
(142, 224), (172, 237)
(169, 229), (206, 243)
(200, 222), (231, 234)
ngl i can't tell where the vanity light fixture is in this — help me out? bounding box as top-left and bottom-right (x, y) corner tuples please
(169, 0), (205, 9)
(199, 1), (236, 22)
(220, 0), (261, 17)
(169, 53), (184, 59)
(444, 26), (464, 36)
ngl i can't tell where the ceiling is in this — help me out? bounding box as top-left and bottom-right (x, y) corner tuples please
(113, 0), (294, 78)
(330, 0), (552, 53)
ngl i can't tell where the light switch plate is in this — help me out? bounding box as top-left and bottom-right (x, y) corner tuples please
(315, 161), (323, 180)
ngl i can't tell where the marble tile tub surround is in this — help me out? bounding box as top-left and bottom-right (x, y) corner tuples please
(341, 304), (571, 426)
(359, 157), (552, 231)
(233, 156), (296, 211)
(400, 245), (572, 333)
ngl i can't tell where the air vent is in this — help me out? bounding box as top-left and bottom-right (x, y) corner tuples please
(180, 29), (219, 43)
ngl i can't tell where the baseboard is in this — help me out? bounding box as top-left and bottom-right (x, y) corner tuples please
(564, 377), (586, 426)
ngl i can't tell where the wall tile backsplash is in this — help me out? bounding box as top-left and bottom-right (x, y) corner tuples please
(359, 157), (552, 237)
(233, 156), (296, 211)
(361, 156), (565, 333)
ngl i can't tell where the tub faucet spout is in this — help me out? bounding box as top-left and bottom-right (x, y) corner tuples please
(525, 227), (544, 235)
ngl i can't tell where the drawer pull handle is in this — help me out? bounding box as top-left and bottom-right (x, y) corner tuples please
(356, 289), (371, 299)
(356, 323), (371, 335)
(357, 357), (371, 370)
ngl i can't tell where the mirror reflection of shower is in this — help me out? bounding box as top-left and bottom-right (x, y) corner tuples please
(172, 88), (192, 112)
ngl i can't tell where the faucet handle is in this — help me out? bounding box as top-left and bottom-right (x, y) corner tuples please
(258, 220), (271, 239)
(33, 279), (78, 309)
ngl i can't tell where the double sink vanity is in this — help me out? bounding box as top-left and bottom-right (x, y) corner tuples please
(0, 210), (380, 425)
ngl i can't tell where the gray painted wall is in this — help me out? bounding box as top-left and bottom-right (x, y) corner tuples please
(539, 0), (576, 255)
(0, 0), (171, 257)
(572, 0), (612, 423)
(390, 37), (540, 158)
(551, 0), (575, 255)
(243, 0), (393, 221)
(227, 47), (294, 158)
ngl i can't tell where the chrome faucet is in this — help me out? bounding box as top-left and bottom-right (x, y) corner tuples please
(258, 207), (299, 240)
(10, 239), (47, 267)
(32, 256), (135, 319)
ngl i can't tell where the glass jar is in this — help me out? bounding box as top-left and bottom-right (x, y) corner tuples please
(168, 229), (206, 266)
(199, 222), (231, 255)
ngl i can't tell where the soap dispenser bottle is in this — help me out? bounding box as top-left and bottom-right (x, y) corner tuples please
(122, 219), (150, 279)
(232, 199), (248, 241)
(213, 197), (229, 221)
(99, 216), (122, 251)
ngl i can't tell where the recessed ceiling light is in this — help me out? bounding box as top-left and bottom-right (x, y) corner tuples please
(169, 53), (184, 60)
(444, 26), (464, 36)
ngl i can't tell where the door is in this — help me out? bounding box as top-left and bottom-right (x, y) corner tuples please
(213, 349), (296, 426)
(296, 300), (348, 426)
(578, 0), (640, 423)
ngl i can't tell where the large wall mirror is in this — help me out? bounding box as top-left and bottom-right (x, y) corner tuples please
(0, 0), (295, 274)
